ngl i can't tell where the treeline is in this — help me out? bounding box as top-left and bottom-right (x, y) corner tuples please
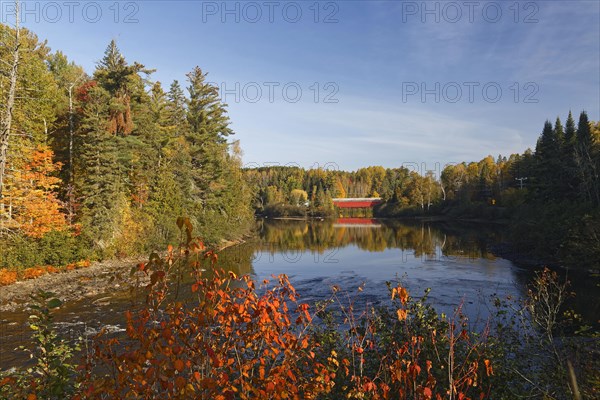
(0, 22), (252, 269)
(244, 110), (599, 268)
(440, 111), (600, 268)
(244, 166), (441, 217)
(441, 112), (599, 209)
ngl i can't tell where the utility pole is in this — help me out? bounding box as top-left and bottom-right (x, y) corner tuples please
(515, 177), (528, 189)
(0, 0), (21, 199)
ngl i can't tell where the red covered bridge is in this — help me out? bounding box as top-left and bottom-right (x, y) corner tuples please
(332, 198), (383, 208)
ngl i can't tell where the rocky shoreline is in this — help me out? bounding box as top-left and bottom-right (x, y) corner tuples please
(0, 239), (244, 313)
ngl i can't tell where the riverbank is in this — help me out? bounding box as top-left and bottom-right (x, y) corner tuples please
(0, 238), (245, 313)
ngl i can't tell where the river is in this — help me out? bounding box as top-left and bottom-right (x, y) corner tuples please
(1, 218), (597, 370)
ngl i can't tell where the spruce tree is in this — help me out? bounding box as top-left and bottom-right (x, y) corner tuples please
(552, 117), (567, 197)
(94, 40), (151, 136)
(75, 84), (122, 251)
(564, 111), (577, 149)
(575, 111), (599, 204)
(185, 67), (231, 198)
(534, 120), (561, 199)
(562, 111), (579, 196)
(167, 80), (187, 127)
(185, 66), (249, 240)
(554, 117), (564, 147)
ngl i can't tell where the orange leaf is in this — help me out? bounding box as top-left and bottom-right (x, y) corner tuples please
(397, 309), (408, 321)
(399, 287), (409, 304)
(287, 369), (296, 381)
(424, 387), (432, 399)
(484, 359), (493, 376)
(175, 376), (186, 389)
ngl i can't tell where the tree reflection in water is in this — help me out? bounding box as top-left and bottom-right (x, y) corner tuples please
(254, 218), (503, 261)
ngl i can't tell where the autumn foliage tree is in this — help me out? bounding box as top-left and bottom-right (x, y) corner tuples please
(3, 145), (67, 237)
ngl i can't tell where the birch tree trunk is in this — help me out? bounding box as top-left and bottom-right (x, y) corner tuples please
(0, 1), (21, 199)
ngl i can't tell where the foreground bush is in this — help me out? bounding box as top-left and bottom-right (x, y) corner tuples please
(81, 219), (494, 399)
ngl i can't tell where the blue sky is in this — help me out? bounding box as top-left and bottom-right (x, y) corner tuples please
(7, 0), (600, 171)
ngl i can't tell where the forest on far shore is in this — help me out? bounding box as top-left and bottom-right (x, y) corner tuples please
(245, 110), (600, 270)
(1, 20), (599, 274)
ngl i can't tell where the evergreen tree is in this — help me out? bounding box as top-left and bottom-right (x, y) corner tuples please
(141, 81), (192, 245)
(534, 120), (562, 199)
(184, 66), (250, 240)
(551, 117), (570, 197)
(564, 111), (577, 148)
(47, 51), (86, 222)
(75, 84), (122, 251)
(575, 111), (599, 205)
(185, 67), (231, 201)
(166, 80), (188, 127)
(554, 117), (565, 147)
(561, 111), (579, 197)
(94, 40), (151, 136)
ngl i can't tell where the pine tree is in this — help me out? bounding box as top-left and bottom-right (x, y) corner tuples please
(534, 120), (562, 199)
(561, 111), (579, 197)
(141, 81), (192, 245)
(47, 53), (86, 161)
(575, 111), (599, 205)
(47, 51), (87, 223)
(75, 83), (123, 250)
(554, 117), (565, 147)
(166, 80), (187, 127)
(94, 40), (150, 136)
(185, 67), (231, 206)
(551, 117), (569, 197)
(184, 66), (252, 240)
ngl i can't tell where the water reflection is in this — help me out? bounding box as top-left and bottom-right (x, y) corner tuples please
(255, 218), (503, 261)
(236, 218), (520, 327)
(246, 218), (598, 328)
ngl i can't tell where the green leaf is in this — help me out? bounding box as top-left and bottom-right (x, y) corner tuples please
(47, 298), (62, 309)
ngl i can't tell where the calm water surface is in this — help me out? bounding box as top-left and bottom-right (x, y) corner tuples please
(247, 218), (523, 321)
